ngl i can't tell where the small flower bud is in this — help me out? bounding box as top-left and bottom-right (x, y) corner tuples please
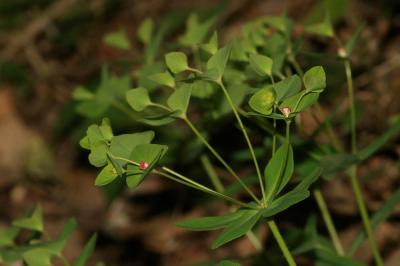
(282, 107), (291, 117)
(338, 47), (347, 58)
(139, 161), (149, 171)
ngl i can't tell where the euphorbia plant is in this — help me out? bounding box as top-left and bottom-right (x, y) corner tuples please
(75, 10), (400, 265)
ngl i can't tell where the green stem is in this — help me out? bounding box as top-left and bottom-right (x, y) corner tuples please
(108, 153), (253, 209)
(217, 81), (266, 206)
(161, 167), (254, 209)
(313, 189), (344, 255)
(268, 220), (297, 266)
(200, 154), (224, 193)
(184, 118), (261, 204)
(343, 57), (384, 266)
(246, 230), (263, 251)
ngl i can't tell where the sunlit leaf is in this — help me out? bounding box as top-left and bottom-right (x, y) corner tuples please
(248, 87), (276, 115)
(165, 52), (189, 74)
(103, 28), (130, 50)
(126, 87), (152, 112)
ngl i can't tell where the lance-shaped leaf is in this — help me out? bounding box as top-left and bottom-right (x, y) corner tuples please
(148, 72), (175, 88)
(126, 87), (152, 112)
(305, 18), (334, 38)
(264, 144), (294, 203)
(261, 166), (321, 218)
(73, 233), (98, 266)
(13, 205), (43, 232)
(137, 111), (180, 126)
(206, 43), (232, 81)
(345, 25), (364, 56)
(165, 52), (189, 74)
(176, 210), (244, 231)
(125, 144), (168, 188)
(103, 28), (130, 50)
(137, 18), (154, 44)
(221, 260), (242, 266)
(303, 66), (326, 93)
(249, 53), (273, 76)
(201, 31), (218, 55)
(212, 209), (261, 249)
(248, 87), (276, 115)
(72, 86), (94, 100)
(179, 13), (215, 47)
(167, 85), (192, 118)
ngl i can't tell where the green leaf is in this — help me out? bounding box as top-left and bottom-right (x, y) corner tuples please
(280, 91), (319, 113)
(303, 66), (326, 92)
(73, 233), (98, 266)
(165, 52), (189, 74)
(13, 205), (43, 232)
(95, 164), (118, 186)
(126, 144), (168, 188)
(179, 13), (215, 47)
(137, 18), (154, 44)
(167, 85), (192, 118)
(305, 18), (334, 37)
(221, 260), (242, 266)
(137, 111), (178, 126)
(42, 218), (77, 256)
(176, 210), (244, 231)
(261, 166), (321, 218)
(320, 153), (358, 178)
(22, 248), (52, 266)
(316, 249), (366, 266)
(345, 25), (364, 56)
(349, 186), (400, 255)
(126, 87), (152, 112)
(263, 15), (292, 33)
(248, 87), (276, 115)
(0, 227), (19, 247)
(88, 144), (108, 167)
(249, 53), (273, 76)
(274, 75), (301, 102)
(109, 131), (155, 170)
(212, 209), (261, 249)
(99, 118), (113, 141)
(103, 28), (130, 50)
(148, 72), (175, 88)
(201, 31), (218, 55)
(264, 144), (294, 202)
(72, 86), (94, 100)
(191, 80), (214, 99)
(206, 43), (232, 81)
(357, 118), (400, 161)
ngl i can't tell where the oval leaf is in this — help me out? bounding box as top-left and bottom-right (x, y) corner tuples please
(126, 87), (152, 112)
(165, 52), (189, 74)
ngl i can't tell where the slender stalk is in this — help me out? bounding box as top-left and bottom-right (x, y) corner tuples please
(246, 230), (263, 251)
(184, 117), (261, 204)
(108, 153), (253, 209)
(313, 189), (344, 255)
(217, 81), (266, 205)
(200, 154), (224, 193)
(268, 220), (297, 266)
(343, 57), (384, 266)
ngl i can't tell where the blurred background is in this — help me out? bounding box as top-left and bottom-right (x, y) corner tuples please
(0, 0), (400, 265)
